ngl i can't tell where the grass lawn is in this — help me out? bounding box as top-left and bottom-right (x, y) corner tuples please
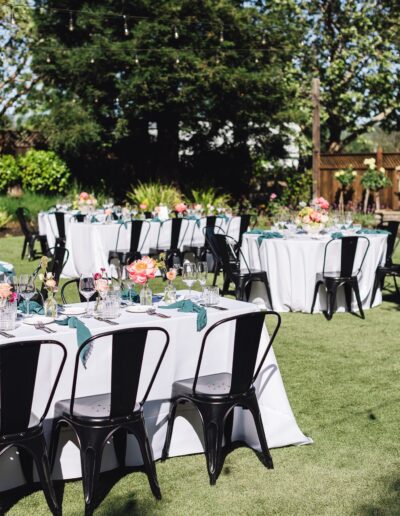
(1, 235), (399, 515)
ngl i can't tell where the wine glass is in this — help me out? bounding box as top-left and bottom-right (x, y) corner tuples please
(123, 267), (135, 305)
(18, 274), (36, 318)
(197, 261), (208, 293)
(182, 262), (197, 299)
(79, 274), (96, 317)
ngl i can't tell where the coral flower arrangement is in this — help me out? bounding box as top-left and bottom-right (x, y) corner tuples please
(126, 256), (158, 306)
(296, 197), (330, 233)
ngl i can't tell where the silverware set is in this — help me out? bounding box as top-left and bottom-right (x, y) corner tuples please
(0, 331), (15, 339)
(34, 323), (56, 334)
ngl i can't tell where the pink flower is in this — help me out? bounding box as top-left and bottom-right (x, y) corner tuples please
(314, 197), (329, 210)
(175, 202), (187, 213)
(79, 192), (89, 201)
(93, 272), (102, 280)
(0, 283), (12, 300)
(45, 278), (57, 290)
(104, 208), (113, 216)
(166, 268), (177, 281)
(8, 292), (17, 303)
(95, 279), (109, 292)
(139, 203), (148, 210)
(126, 256), (158, 284)
(270, 193), (277, 200)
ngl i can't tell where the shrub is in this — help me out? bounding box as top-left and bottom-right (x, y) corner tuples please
(0, 210), (12, 229)
(0, 155), (20, 193)
(19, 150), (71, 194)
(189, 188), (231, 214)
(127, 181), (182, 210)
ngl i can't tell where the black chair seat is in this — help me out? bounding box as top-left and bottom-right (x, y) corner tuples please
(55, 394), (141, 423)
(316, 272), (358, 281)
(174, 372), (236, 398)
(377, 263), (400, 274)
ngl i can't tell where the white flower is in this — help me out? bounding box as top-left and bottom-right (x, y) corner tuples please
(38, 273), (44, 281)
(352, 171), (357, 176)
(299, 201), (307, 208)
(364, 158), (376, 167)
(379, 167), (385, 173)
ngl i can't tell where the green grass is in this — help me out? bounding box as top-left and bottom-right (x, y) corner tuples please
(1, 236), (400, 515)
(0, 193), (62, 221)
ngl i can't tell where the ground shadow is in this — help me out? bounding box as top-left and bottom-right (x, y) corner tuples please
(356, 476), (400, 515)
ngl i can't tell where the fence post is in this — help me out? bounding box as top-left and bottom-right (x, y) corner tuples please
(312, 78), (320, 198)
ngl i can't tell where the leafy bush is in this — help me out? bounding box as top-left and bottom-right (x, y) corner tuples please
(0, 210), (12, 229)
(127, 181), (182, 210)
(0, 192), (62, 220)
(19, 150), (71, 194)
(189, 188), (231, 214)
(0, 155), (20, 193)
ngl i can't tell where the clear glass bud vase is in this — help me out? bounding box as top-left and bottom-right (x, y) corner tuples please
(163, 281), (176, 304)
(140, 283), (152, 306)
(44, 291), (58, 317)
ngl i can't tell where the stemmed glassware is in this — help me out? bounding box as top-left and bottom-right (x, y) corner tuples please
(196, 262), (208, 293)
(79, 274), (96, 317)
(182, 262), (197, 299)
(18, 274), (36, 318)
(122, 267), (135, 305)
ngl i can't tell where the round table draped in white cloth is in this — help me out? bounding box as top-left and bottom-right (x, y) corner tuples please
(0, 297), (310, 491)
(240, 233), (388, 313)
(38, 212), (242, 278)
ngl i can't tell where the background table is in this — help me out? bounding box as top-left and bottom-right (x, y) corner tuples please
(38, 213), (242, 277)
(241, 233), (388, 313)
(0, 297), (310, 491)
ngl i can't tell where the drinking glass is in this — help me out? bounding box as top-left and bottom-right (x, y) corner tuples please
(18, 274), (36, 318)
(182, 262), (197, 299)
(197, 262), (208, 292)
(203, 286), (220, 306)
(79, 274), (96, 317)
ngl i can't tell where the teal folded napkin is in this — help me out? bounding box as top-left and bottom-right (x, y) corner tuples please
(356, 229), (390, 235)
(117, 219), (128, 229)
(257, 232), (283, 244)
(245, 229), (264, 235)
(91, 216), (99, 223)
(0, 264), (14, 275)
(56, 316), (92, 368)
(217, 214), (229, 221)
(121, 289), (140, 303)
(331, 232), (344, 239)
(18, 300), (44, 314)
(185, 215), (201, 227)
(159, 299), (207, 331)
(152, 217), (161, 222)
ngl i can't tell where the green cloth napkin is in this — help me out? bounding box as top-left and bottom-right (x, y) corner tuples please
(331, 232), (344, 239)
(121, 289), (140, 303)
(257, 232), (283, 244)
(18, 300), (44, 314)
(356, 229), (390, 235)
(0, 264), (14, 275)
(245, 229), (264, 235)
(91, 216), (99, 223)
(217, 214), (229, 221)
(152, 217), (161, 222)
(159, 300), (207, 331)
(117, 219), (128, 229)
(56, 316), (92, 368)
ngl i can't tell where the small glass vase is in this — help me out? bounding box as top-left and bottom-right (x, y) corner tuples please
(140, 283), (152, 306)
(44, 291), (58, 318)
(163, 281), (177, 305)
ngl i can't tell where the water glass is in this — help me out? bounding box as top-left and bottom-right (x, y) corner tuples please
(202, 286), (220, 306)
(0, 302), (17, 330)
(101, 292), (120, 319)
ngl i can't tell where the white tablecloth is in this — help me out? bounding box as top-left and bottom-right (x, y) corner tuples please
(0, 296), (310, 491)
(241, 233), (388, 313)
(38, 213), (242, 278)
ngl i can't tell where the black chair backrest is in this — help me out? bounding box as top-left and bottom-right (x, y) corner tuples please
(156, 218), (189, 250)
(74, 214), (85, 222)
(322, 236), (370, 277)
(61, 278), (96, 304)
(193, 311), (280, 395)
(47, 245), (69, 283)
(71, 327), (169, 418)
(54, 212), (66, 240)
(114, 220), (151, 254)
(206, 232), (239, 279)
(0, 340), (66, 436)
(378, 220), (399, 266)
(144, 211), (152, 219)
(15, 207), (32, 238)
(237, 214), (251, 246)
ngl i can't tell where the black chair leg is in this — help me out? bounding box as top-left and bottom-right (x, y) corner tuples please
(310, 281), (322, 314)
(28, 237), (36, 261)
(29, 435), (61, 515)
(223, 409), (234, 449)
(113, 428), (127, 469)
(21, 237), (28, 260)
(344, 283), (353, 313)
(133, 419), (161, 500)
(353, 281), (365, 319)
(370, 271), (381, 308)
(325, 284), (338, 321)
(49, 420), (63, 470)
(161, 400), (178, 461)
(19, 447), (34, 483)
(393, 275), (400, 299)
(245, 395), (273, 469)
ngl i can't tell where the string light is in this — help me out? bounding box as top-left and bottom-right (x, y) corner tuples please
(175, 55), (180, 65)
(68, 11), (74, 31)
(134, 54), (139, 64)
(123, 15), (129, 36)
(174, 26), (179, 39)
(10, 6), (15, 25)
(219, 29), (224, 43)
(262, 32), (266, 45)
(90, 57), (95, 64)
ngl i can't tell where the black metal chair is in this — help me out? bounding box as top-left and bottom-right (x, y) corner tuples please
(108, 220), (151, 266)
(206, 230), (273, 308)
(182, 216), (217, 261)
(0, 339), (67, 515)
(149, 218), (190, 269)
(73, 213), (86, 222)
(16, 207), (49, 260)
(227, 214), (252, 249)
(51, 212), (66, 246)
(311, 236), (370, 320)
(40, 245), (69, 300)
(50, 327), (169, 515)
(60, 278), (96, 304)
(370, 221), (400, 306)
(162, 311), (280, 485)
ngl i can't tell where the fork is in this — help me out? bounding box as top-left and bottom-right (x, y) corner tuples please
(35, 323), (55, 334)
(0, 331), (15, 338)
(146, 308), (171, 319)
(95, 317), (119, 326)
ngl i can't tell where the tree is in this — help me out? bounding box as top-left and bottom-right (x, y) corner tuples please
(0, 1), (38, 127)
(30, 0), (304, 195)
(299, 0), (400, 152)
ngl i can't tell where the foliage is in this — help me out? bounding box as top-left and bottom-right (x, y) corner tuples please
(334, 167), (357, 189)
(18, 150), (71, 194)
(0, 155), (20, 192)
(0, 192), (62, 220)
(351, 211), (376, 228)
(360, 158), (391, 192)
(189, 188), (230, 214)
(127, 181), (182, 210)
(0, 210), (12, 229)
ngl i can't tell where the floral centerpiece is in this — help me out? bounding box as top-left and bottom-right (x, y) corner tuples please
(126, 256), (158, 305)
(361, 158), (391, 212)
(74, 191), (97, 213)
(335, 166), (357, 212)
(38, 256), (58, 316)
(175, 202), (187, 217)
(0, 283), (17, 309)
(296, 197), (330, 233)
(164, 268), (177, 304)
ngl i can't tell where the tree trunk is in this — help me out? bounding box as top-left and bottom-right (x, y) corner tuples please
(363, 188), (370, 214)
(339, 189), (345, 213)
(327, 115), (343, 153)
(156, 115), (180, 182)
(374, 191), (381, 211)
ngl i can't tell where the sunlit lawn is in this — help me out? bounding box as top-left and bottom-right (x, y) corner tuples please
(0, 235), (399, 515)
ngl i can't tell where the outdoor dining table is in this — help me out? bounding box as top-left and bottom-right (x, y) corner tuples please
(241, 231), (388, 313)
(38, 212), (242, 277)
(0, 295), (310, 492)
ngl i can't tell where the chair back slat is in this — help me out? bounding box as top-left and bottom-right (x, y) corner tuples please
(340, 236), (359, 277)
(110, 329), (147, 417)
(170, 218), (183, 249)
(378, 221), (399, 266)
(230, 314), (265, 394)
(238, 214), (251, 246)
(130, 220), (144, 253)
(15, 207), (31, 238)
(209, 233), (235, 278)
(47, 245), (69, 283)
(54, 212), (66, 240)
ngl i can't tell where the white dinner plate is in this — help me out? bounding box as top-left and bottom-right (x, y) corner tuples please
(24, 316), (55, 325)
(126, 305), (153, 313)
(62, 306), (86, 316)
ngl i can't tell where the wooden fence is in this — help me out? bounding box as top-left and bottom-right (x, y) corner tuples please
(319, 149), (400, 210)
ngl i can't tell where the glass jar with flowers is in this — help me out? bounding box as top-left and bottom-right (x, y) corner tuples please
(163, 268), (177, 304)
(126, 256), (158, 306)
(39, 272), (58, 317)
(93, 270), (109, 314)
(0, 282), (17, 330)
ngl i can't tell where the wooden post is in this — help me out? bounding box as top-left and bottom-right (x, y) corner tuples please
(312, 77), (321, 198)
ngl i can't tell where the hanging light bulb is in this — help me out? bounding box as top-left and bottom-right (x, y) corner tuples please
(262, 31), (267, 45)
(90, 58), (95, 64)
(219, 29), (224, 43)
(46, 56), (51, 63)
(68, 11), (74, 32)
(175, 55), (180, 65)
(134, 54), (139, 65)
(174, 26), (179, 40)
(255, 57), (259, 64)
(10, 7), (15, 26)
(123, 15), (129, 36)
